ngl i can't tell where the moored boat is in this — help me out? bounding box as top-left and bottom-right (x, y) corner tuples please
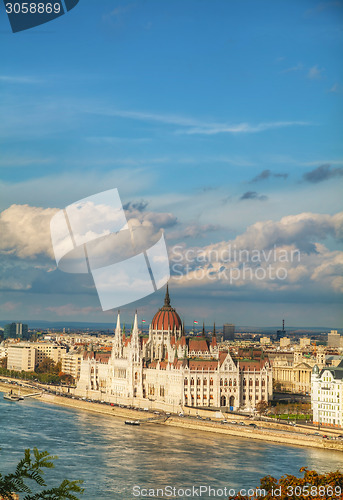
(125, 420), (140, 426)
(3, 393), (22, 401)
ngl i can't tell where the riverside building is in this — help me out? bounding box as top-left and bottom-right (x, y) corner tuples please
(311, 361), (343, 428)
(76, 287), (273, 412)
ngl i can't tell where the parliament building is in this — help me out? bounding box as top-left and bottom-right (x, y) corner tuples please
(76, 286), (273, 412)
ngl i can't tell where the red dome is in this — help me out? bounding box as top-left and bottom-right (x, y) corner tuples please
(151, 285), (182, 331)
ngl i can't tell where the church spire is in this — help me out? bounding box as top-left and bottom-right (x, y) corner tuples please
(211, 322), (217, 347)
(164, 283), (170, 307)
(130, 310), (140, 361)
(202, 322), (205, 337)
(113, 310), (122, 358)
(132, 310), (139, 338)
(115, 310), (121, 335)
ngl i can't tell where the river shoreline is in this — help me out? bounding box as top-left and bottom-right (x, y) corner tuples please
(1, 380), (343, 453)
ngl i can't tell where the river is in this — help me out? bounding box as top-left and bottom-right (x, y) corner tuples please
(0, 394), (342, 499)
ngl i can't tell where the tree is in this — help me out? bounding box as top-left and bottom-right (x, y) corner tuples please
(0, 358), (7, 369)
(36, 358), (58, 374)
(228, 468), (343, 499)
(0, 448), (83, 500)
(255, 400), (269, 416)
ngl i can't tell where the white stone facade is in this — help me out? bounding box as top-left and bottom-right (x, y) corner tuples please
(311, 362), (343, 428)
(76, 292), (273, 412)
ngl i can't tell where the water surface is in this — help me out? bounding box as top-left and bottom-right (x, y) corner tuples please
(0, 394), (342, 499)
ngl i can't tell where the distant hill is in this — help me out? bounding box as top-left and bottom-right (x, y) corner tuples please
(0, 319), (336, 334)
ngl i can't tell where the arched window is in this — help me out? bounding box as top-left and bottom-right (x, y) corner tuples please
(224, 378), (228, 386)
(203, 379), (207, 386)
(210, 378), (213, 386)
(184, 378), (188, 385)
(191, 378), (194, 386)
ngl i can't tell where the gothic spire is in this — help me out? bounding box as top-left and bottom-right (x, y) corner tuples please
(164, 283), (170, 307)
(115, 310), (121, 336)
(132, 310), (139, 336)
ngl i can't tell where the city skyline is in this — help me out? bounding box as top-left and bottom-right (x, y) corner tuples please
(0, 0), (342, 326)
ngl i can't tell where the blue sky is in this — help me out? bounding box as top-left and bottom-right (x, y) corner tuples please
(0, 0), (342, 327)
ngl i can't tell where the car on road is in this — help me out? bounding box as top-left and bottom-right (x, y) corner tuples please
(249, 423), (258, 428)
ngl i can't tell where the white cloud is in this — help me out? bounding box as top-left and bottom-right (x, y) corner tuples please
(0, 156), (53, 168)
(0, 202), (177, 262)
(0, 204), (57, 259)
(87, 106), (311, 136)
(0, 169), (157, 212)
(307, 65), (324, 80)
(0, 301), (19, 311)
(168, 212), (343, 294)
(0, 75), (43, 84)
(281, 63), (303, 74)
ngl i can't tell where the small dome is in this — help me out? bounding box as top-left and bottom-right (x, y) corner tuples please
(313, 364), (319, 374)
(151, 285), (182, 331)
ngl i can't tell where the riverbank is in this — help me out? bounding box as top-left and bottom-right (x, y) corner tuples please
(1, 380), (342, 452)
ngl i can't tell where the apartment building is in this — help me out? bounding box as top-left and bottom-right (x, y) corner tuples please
(312, 361), (343, 428)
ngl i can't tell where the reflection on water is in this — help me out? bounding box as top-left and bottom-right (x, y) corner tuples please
(0, 394), (342, 499)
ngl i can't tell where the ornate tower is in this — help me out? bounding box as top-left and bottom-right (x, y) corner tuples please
(128, 311), (143, 398)
(149, 285), (182, 361)
(112, 311), (123, 359)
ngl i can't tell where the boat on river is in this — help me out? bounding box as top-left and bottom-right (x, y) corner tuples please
(3, 389), (24, 401)
(125, 420), (140, 426)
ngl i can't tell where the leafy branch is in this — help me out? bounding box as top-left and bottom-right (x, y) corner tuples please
(0, 448), (83, 500)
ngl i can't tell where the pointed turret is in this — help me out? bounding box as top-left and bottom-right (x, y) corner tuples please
(211, 322), (217, 347)
(130, 310), (140, 362)
(113, 310), (123, 358)
(115, 310), (121, 336)
(164, 283), (171, 307)
(132, 310), (139, 338)
(202, 321), (205, 337)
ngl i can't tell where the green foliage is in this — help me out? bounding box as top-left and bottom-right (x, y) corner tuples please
(36, 358), (59, 374)
(0, 368), (63, 385)
(269, 413), (312, 421)
(0, 448), (83, 500)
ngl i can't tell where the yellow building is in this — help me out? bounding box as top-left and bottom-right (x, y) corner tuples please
(272, 346), (326, 394)
(7, 345), (36, 372)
